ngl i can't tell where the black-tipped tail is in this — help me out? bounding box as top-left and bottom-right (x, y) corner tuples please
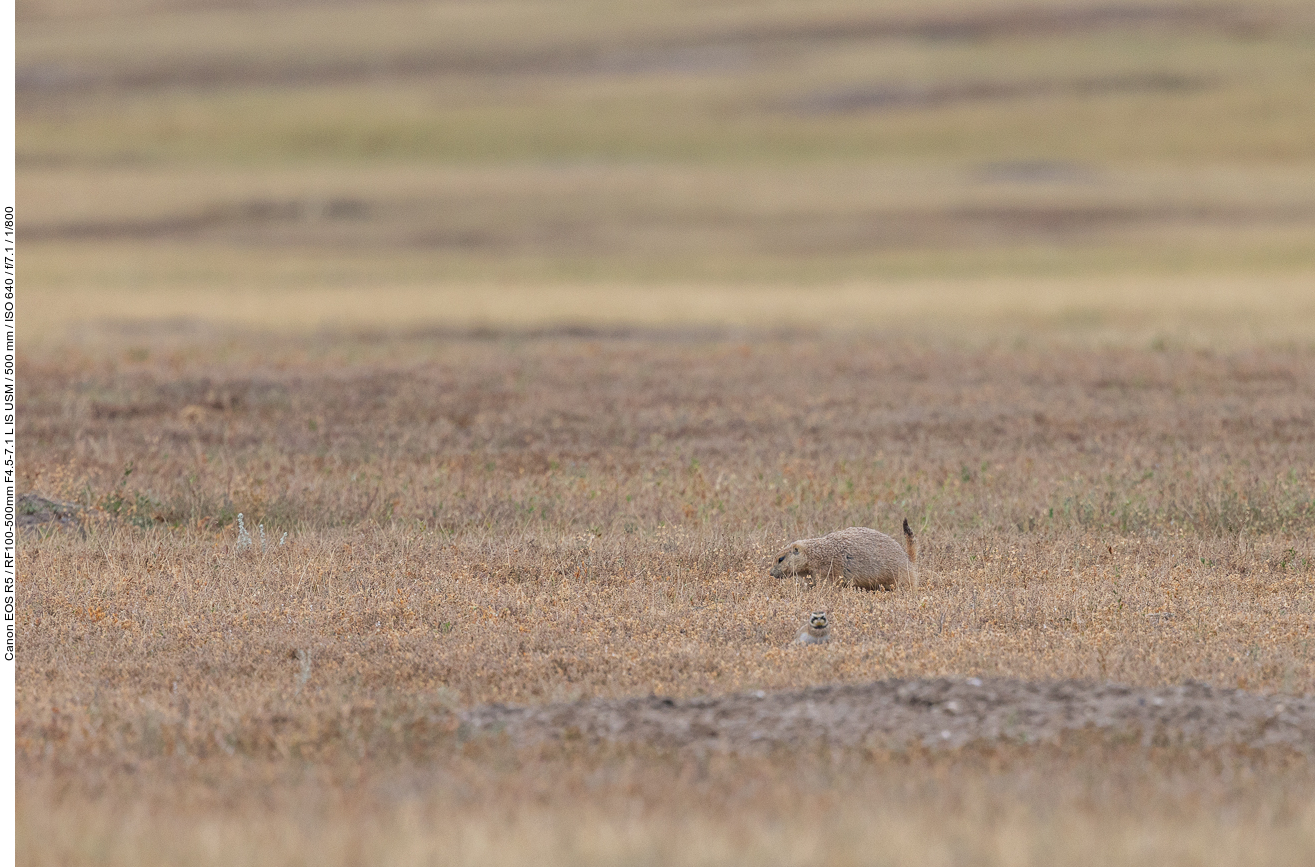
(902, 518), (917, 564)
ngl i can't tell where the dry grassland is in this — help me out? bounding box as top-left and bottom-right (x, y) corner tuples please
(18, 332), (1315, 864)
(17, 0), (1315, 861)
(19, 739), (1315, 867)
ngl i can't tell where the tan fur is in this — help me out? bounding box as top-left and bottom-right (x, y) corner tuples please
(770, 520), (918, 590)
(795, 611), (831, 645)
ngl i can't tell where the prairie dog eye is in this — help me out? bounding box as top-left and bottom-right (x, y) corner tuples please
(777, 554), (785, 563)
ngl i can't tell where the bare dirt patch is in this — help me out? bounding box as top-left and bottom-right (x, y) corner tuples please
(463, 677), (1315, 754)
(16, 492), (90, 534)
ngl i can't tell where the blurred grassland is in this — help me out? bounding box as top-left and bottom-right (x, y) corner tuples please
(17, 0), (1315, 165)
(17, 0), (1315, 345)
(18, 738), (1315, 867)
(20, 261), (1315, 348)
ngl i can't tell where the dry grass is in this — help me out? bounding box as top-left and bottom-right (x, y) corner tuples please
(17, 0), (1315, 861)
(17, 332), (1315, 864)
(22, 333), (1315, 536)
(19, 739), (1315, 867)
(19, 246), (1315, 348)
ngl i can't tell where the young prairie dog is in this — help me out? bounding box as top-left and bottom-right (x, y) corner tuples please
(771, 520), (918, 591)
(795, 611), (831, 645)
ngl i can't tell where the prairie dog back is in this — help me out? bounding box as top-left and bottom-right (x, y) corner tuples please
(770, 521), (918, 590)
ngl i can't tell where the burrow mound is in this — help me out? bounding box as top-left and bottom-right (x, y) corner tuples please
(462, 677), (1315, 753)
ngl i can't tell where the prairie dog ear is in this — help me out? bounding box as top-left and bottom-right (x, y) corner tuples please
(792, 545), (800, 554)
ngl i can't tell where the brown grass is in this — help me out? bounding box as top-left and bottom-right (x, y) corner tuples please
(17, 0), (1315, 859)
(17, 331), (1315, 864)
(19, 739), (1315, 867)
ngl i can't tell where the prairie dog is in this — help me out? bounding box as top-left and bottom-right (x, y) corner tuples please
(770, 519), (918, 590)
(795, 611), (831, 645)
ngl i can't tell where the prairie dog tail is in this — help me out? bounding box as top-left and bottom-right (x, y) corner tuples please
(902, 518), (917, 565)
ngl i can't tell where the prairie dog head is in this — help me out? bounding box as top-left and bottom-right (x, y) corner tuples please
(796, 610), (830, 645)
(770, 543), (809, 580)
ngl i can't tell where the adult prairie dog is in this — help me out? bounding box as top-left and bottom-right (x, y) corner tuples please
(770, 520), (918, 590)
(795, 611), (831, 645)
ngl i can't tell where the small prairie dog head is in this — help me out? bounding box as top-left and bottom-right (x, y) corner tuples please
(796, 610), (830, 645)
(770, 543), (810, 580)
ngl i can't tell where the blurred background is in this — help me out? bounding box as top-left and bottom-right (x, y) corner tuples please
(16, 0), (1315, 344)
